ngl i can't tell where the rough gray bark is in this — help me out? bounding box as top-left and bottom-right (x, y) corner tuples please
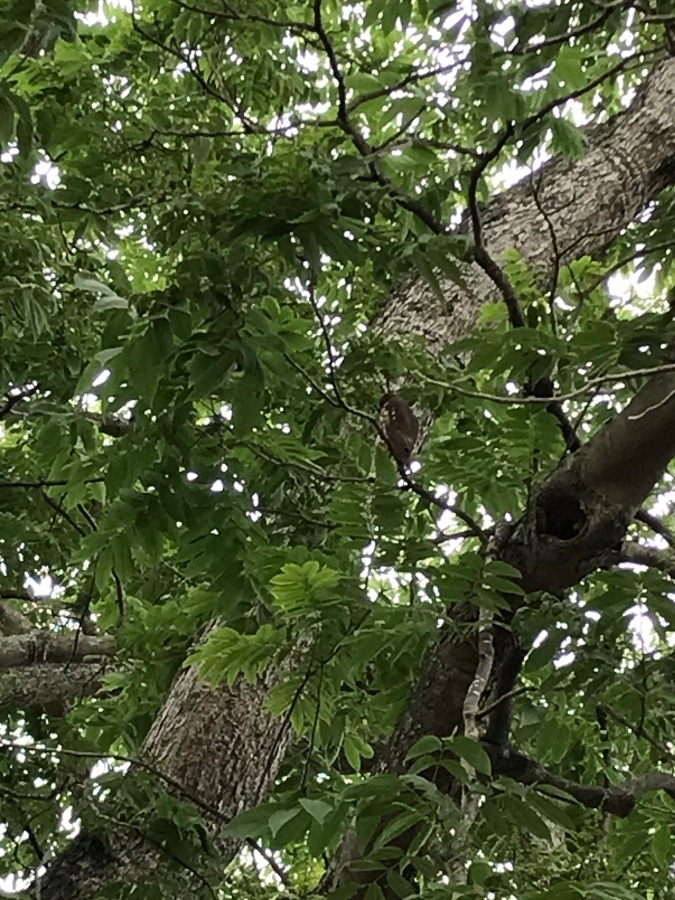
(35, 626), (307, 899)
(0, 599), (35, 634)
(377, 59), (675, 360)
(0, 662), (106, 716)
(34, 57), (675, 899)
(0, 632), (115, 669)
(141, 636), (301, 860)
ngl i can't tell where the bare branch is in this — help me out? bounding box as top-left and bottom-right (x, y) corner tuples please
(422, 362), (675, 406)
(0, 739), (231, 826)
(632, 509), (675, 548)
(596, 702), (674, 763)
(466, 130), (525, 329)
(490, 745), (675, 816)
(620, 541), (675, 576)
(0, 632), (116, 669)
(0, 662), (108, 715)
(502, 1), (627, 56)
(169, 0), (313, 33)
(0, 383), (39, 420)
(529, 172), (561, 335)
(449, 604), (495, 884)
(0, 478), (105, 489)
(348, 61), (466, 114)
(311, 0), (447, 234)
(577, 239), (675, 300)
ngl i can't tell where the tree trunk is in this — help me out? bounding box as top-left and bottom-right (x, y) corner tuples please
(323, 363), (675, 895)
(35, 628), (307, 899)
(35, 57), (675, 897)
(378, 59), (675, 359)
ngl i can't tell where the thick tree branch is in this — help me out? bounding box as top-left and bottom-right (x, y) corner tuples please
(620, 540), (675, 576)
(0, 663), (108, 715)
(325, 56), (675, 891)
(377, 58), (675, 359)
(0, 601), (34, 635)
(505, 366), (675, 593)
(0, 632), (116, 669)
(489, 744), (675, 817)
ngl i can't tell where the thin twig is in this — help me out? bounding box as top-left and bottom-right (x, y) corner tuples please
(0, 478), (105, 488)
(283, 353), (342, 408)
(466, 128), (526, 330)
(301, 663), (323, 789)
(396, 472), (488, 543)
(40, 493), (86, 536)
(245, 839), (291, 886)
(0, 740), (232, 825)
(633, 509), (675, 548)
(578, 240), (675, 301)
(502, 0), (628, 57)
(0, 383), (39, 419)
(476, 685), (530, 721)
(529, 172), (561, 336)
(595, 703), (674, 763)
(170, 0), (313, 33)
(420, 361), (675, 406)
(312, 0), (447, 234)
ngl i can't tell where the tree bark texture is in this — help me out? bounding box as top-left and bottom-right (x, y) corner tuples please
(35, 627), (306, 899)
(377, 59), (675, 360)
(0, 662), (106, 716)
(37, 57), (675, 897)
(0, 632), (115, 669)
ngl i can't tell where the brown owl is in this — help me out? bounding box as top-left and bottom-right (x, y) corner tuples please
(379, 392), (419, 466)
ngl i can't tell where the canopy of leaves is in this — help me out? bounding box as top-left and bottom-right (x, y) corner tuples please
(0, 0), (673, 898)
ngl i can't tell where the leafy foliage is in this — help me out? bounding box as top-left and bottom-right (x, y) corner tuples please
(0, 0), (673, 898)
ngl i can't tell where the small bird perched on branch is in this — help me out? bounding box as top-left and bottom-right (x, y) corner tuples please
(379, 392), (419, 467)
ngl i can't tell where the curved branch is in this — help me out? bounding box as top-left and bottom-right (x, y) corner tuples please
(489, 744), (675, 817)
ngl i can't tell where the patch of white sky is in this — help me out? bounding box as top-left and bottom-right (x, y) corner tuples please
(1, 4), (672, 888)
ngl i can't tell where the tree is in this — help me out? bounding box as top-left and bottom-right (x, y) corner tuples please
(0, 0), (674, 897)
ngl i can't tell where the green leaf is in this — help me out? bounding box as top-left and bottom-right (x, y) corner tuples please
(550, 117), (585, 160)
(651, 823), (671, 869)
(75, 275), (130, 311)
(406, 735), (442, 760)
(373, 808), (424, 850)
(344, 733), (363, 773)
(268, 807), (299, 837)
(504, 795), (552, 841)
(0, 93), (14, 146)
(449, 736), (492, 775)
(299, 798), (333, 825)
(386, 869), (414, 898)
(469, 860), (493, 885)
(225, 803), (275, 839)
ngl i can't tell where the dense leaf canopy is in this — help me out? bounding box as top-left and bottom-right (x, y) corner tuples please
(0, 1), (674, 898)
